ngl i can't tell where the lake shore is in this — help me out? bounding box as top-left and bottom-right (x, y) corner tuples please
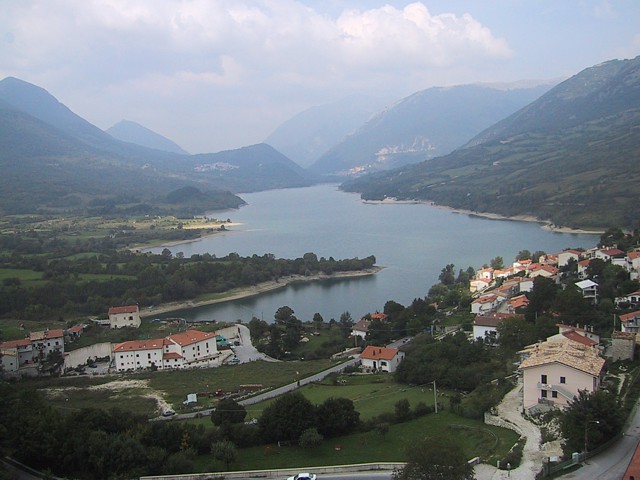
(140, 266), (384, 318)
(363, 198), (603, 235)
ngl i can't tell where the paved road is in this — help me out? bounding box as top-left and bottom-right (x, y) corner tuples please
(557, 400), (640, 479)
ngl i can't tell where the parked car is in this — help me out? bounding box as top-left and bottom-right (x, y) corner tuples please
(162, 409), (175, 417)
(228, 356), (240, 364)
(287, 474), (316, 480)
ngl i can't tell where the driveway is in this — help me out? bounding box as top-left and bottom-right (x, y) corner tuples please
(474, 380), (562, 480)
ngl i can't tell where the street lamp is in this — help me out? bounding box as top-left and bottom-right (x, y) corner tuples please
(584, 420), (600, 463)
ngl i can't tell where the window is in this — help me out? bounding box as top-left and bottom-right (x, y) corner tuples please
(541, 390), (548, 398)
(541, 374), (547, 384)
(560, 376), (566, 384)
(551, 391), (558, 398)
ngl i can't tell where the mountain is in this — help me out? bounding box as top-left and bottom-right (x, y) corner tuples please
(342, 56), (640, 230)
(308, 83), (554, 177)
(107, 119), (189, 155)
(0, 77), (312, 214)
(189, 143), (315, 192)
(264, 94), (391, 167)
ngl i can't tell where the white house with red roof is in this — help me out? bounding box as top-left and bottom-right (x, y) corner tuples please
(627, 251), (640, 279)
(620, 310), (640, 334)
(113, 329), (219, 372)
(108, 305), (141, 329)
(351, 313), (388, 339)
(470, 277), (492, 293)
(528, 264), (559, 280)
(557, 249), (583, 268)
(616, 290), (640, 307)
(0, 329), (65, 373)
(360, 346), (405, 373)
(471, 294), (502, 315)
(519, 340), (605, 410)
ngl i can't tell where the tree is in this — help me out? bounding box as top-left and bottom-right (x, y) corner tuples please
(560, 389), (624, 454)
(516, 250), (532, 261)
(525, 276), (558, 322)
(394, 399), (411, 422)
(490, 256), (504, 269)
(496, 317), (536, 353)
(392, 436), (474, 480)
(298, 428), (323, 449)
(210, 440), (237, 470)
(439, 264), (456, 286)
(316, 397), (360, 438)
(211, 398), (246, 427)
(312, 312), (324, 330)
(259, 392), (316, 443)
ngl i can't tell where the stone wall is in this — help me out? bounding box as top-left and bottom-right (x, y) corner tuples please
(64, 342), (114, 369)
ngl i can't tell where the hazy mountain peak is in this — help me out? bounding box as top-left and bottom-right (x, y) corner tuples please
(106, 119), (189, 155)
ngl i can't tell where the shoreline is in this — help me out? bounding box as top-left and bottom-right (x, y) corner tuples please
(141, 266), (383, 318)
(130, 223), (244, 251)
(364, 198), (603, 235)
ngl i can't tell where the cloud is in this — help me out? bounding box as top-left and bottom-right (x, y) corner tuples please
(0, 0), (513, 151)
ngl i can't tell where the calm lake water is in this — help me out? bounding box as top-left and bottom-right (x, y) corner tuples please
(147, 184), (598, 323)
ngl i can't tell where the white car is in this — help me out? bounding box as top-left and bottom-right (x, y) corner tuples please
(287, 474), (316, 480)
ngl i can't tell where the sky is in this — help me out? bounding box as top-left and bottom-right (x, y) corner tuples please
(2, 1), (639, 154)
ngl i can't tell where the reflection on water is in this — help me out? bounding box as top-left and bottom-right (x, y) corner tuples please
(149, 184), (597, 323)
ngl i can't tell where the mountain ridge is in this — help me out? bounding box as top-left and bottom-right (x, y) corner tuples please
(342, 55), (640, 230)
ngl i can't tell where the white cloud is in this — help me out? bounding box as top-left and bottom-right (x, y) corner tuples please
(0, 1), (514, 151)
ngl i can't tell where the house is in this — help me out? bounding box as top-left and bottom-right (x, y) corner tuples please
(557, 249), (583, 268)
(360, 346), (405, 373)
(30, 329), (65, 361)
(507, 294), (529, 313)
(470, 277), (491, 293)
(616, 290), (640, 307)
(595, 247), (625, 263)
(113, 329), (219, 372)
(476, 267), (494, 281)
(65, 325), (84, 340)
(519, 340), (605, 410)
(351, 313), (387, 339)
(620, 310), (640, 334)
(351, 317), (371, 339)
(113, 338), (166, 371)
(518, 278), (534, 293)
(472, 313), (511, 343)
(470, 294), (501, 314)
(0, 328), (65, 373)
(546, 325), (599, 348)
(108, 305), (141, 329)
(528, 264), (559, 280)
(577, 259), (591, 279)
(0, 338), (32, 372)
(575, 279), (599, 304)
(627, 251), (640, 279)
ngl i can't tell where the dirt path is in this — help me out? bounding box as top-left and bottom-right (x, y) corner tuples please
(475, 381), (562, 480)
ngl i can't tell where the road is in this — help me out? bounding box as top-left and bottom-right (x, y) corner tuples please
(558, 400), (640, 479)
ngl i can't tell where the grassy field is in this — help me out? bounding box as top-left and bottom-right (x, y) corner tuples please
(194, 410), (517, 472)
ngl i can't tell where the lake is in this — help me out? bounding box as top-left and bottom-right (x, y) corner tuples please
(147, 184), (598, 323)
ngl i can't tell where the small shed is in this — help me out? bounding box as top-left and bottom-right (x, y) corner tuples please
(183, 393), (197, 406)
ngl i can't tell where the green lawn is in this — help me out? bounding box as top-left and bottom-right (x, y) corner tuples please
(194, 411), (518, 472)
(0, 268), (44, 285)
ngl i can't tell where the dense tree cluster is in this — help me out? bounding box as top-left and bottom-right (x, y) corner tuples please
(0, 387), (220, 479)
(0, 228), (376, 320)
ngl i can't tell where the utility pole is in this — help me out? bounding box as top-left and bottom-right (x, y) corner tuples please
(433, 380), (438, 414)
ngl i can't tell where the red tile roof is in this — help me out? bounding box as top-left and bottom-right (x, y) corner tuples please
(0, 338), (31, 349)
(562, 331), (597, 346)
(30, 329), (64, 341)
(168, 329), (217, 346)
(108, 305), (139, 315)
(361, 346), (400, 361)
(620, 310), (640, 323)
(163, 352), (183, 360)
(113, 338), (165, 352)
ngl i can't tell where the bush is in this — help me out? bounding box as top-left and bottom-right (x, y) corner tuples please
(414, 402), (434, 417)
(498, 437), (525, 470)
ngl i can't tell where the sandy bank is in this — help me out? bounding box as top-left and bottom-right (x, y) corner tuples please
(141, 267), (383, 318)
